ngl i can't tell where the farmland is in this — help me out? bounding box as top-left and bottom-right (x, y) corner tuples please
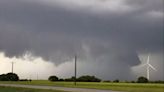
(0, 80), (164, 92)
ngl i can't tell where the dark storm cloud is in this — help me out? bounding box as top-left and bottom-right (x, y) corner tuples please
(0, 0), (163, 80)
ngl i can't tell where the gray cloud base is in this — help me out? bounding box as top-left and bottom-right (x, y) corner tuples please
(0, 0), (163, 80)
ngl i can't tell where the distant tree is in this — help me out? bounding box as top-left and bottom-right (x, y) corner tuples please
(131, 81), (136, 83)
(0, 73), (19, 81)
(153, 80), (164, 84)
(113, 79), (119, 83)
(6, 73), (19, 81)
(0, 74), (8, 81)
(77, 75), (101, 82)
(64, 77), (75, 82)
(103, 80), (111, 82)
(58, 78), (64, 81)
(137, 76), (148, 83)
(29, 79), (32, 82)
(71, 76), (76, 80)
(48, 76), (58, 81)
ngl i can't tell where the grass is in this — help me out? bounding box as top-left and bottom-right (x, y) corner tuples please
(0, 80), (164, 92)
(0, 86), (67, 92)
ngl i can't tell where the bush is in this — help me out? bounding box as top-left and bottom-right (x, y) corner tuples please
(137, 76), (148, 83)
(0, 73), (19, 81)
(19, 79), (29, 81)
(48, 76), (58, 81)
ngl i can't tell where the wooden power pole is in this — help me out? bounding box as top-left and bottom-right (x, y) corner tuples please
(11, 62), (14, 73)
(74, 55), (77, 85)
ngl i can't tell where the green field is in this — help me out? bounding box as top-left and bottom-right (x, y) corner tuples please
(0, 86), (67, 92)
(0, 80), (164, 92)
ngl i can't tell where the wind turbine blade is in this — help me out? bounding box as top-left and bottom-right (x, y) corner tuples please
(148, 64), (157, 71)
(147, 55), (150, 64)
(140, 63), (147, 67)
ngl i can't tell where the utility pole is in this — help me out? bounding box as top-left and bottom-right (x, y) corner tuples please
(74, 55), (77, 85)
(37, 73), (38, 80)
(11, 62), (14, 73)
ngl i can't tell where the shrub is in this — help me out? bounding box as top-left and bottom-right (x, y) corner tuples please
(19, 79), (29, 81)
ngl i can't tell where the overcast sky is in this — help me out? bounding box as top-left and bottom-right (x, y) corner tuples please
(0, 0), (163, 80)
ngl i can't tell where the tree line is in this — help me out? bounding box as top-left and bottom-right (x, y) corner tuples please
(48, 75), (164, 83)
(0, 73), (164, 83)
(48, 75), (101, 82)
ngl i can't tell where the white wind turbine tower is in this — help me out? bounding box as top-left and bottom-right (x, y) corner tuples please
(142, 55), (157, 80)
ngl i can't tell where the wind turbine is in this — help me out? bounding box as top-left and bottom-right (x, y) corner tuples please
(142, 55), (157, 80)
